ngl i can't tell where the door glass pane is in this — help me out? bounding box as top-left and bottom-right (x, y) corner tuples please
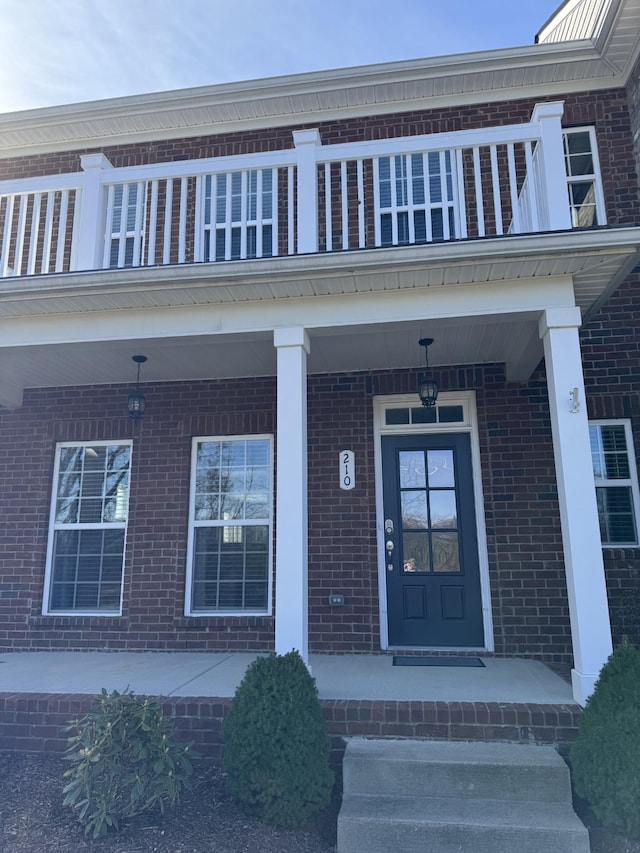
(399, 451), (426, 488)
(402, 532), (431, 572)
(429, 490), (458, 529)
(401, 491), (429, 528)
(427, 450), (455, 487)
(432, 531), (460, 572)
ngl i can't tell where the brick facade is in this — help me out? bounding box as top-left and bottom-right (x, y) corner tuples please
(1, 341), (632, 670)
(0, 70), (639, 674)
(0, 692), (581, 759)
(1, 251), (639, 664)
(1, 89), (638, 227)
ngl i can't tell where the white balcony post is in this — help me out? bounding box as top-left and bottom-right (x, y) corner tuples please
(74, 153), (113, 271)
(531, 102), (572, 231)
(292, 129), (320, 254)
(274, 327), (310, 664)
(539, 307), (613, 705)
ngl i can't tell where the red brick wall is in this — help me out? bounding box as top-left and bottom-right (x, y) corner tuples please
(580, 270), (640, 645)
(0, 85), (638, 666)
(0, 324), (638, 668)
(0, 692), (580, 758)
(0, 89), (637, 228)
(626, 54), (640, 187)
(0, 362), (576, 667)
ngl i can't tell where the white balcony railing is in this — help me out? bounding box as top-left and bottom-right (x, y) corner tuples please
(0, 102), (602, 281)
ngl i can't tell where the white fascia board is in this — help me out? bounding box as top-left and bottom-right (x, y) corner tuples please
(0, 228), (635, 299)
(0, 41), (623, 159)
(0, 276), (577, 350)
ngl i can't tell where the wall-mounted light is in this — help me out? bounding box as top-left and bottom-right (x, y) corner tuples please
(127, 355), (147, 420)
(417, 338), (438, 408)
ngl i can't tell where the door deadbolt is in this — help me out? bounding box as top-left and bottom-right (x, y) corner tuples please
(385, 519), (394, 535)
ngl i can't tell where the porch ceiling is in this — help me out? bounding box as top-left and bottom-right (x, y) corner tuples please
(0, 312), (540, 391)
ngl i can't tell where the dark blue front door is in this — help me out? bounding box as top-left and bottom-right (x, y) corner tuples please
(382, 433), (484, 647)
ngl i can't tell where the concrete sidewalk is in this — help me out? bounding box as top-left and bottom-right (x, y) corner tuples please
(0, 652), (576, 705)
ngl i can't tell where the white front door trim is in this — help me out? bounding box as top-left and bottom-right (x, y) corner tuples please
(373, 391), (494, 652)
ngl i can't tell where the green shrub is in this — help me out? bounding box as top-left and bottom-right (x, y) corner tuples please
(571, 638), (640, 838)
(223, 650), (335, 827)
(62, 687), (197, 838)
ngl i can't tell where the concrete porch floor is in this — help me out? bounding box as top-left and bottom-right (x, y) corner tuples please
(0, 652), (575, 705)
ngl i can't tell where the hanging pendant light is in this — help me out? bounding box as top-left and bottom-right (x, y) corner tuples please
(417, 338), (438, 408)
(127, 355), (147, 420)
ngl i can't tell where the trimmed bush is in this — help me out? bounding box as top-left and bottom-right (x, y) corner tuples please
(62, 687), (197, 838)
(223, 650), (335, 827)
(571, 638), (640, 838)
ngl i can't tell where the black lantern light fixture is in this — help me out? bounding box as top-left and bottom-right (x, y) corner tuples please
(417, 338), (438, 408)
(127, 355), (147, 420)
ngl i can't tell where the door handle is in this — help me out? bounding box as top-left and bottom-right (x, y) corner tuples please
(386, 539), (394, 571)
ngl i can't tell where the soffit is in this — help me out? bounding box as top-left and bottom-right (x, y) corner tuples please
(0, 229), (637, 321)
(0, 315), (540, 392)
(0, 0), (639, 158)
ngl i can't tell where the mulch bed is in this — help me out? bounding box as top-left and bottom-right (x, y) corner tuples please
(1, 750), (638, 853)
(0, 752), (337, 852)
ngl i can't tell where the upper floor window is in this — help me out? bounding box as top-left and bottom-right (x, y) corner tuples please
(589, 421), (640, 546)
(563, 127), (606, 228)
(186, 436), (273, 615)
(376, 152), (457, 247)
(43, 442), (132, 614)
(106, 182), (146, 268)
(201, 169), (275, 262)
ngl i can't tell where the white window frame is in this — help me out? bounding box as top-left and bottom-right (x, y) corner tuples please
(104, 181), (147, 269)
(42, 440), (132, 616)
(199, 168), (276, 262)
(374, 150), (459, 247)
(185, 434), (274, 616)
(563, 126), (607, 228)
(590, 419), (640, 547)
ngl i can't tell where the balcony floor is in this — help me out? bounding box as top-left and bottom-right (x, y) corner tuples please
(0, 651), (574, 705)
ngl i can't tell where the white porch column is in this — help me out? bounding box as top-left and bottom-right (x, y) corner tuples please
(539, 307), (612, 705)
(273, 327), (310, 664)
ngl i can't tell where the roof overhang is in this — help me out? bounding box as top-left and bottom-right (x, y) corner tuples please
(0, 229), (637, 321)
(0, 0), (638, 158)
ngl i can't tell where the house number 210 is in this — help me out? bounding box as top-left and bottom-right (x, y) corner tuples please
(339, 450), (355, 490)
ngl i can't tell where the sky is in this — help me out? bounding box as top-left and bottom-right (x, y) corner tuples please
(0, 0), (562, 115)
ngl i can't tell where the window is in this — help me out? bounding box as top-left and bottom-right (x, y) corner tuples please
(563, 128), (606, 228)
(377, 151), (457, 247)
(43, 442), (132, 614)
(186, 436), (273, 614)
(107, 182), (146, 268)
(201, 169), (275, 262)
(589, 421), (640, 546)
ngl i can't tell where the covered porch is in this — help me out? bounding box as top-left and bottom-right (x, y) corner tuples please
(0, 652), (580, 758)
(1, 241), (636, 707)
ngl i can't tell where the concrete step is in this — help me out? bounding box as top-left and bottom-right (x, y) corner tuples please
(337, 739), (590, 853)
(343, 737), (573, 802)
(337, 794), (591, 853)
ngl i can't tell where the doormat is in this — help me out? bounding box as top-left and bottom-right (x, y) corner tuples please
(392, 656), (485, 668)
